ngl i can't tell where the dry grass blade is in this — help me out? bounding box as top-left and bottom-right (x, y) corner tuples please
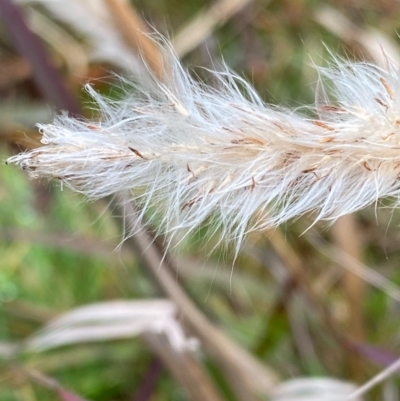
(272, 378), (362, 401)
(23, 300), (225, 401)
(34, 300), (175, 329)
(103, 0), (164, 79)
(346, 357), (400, 400)
(25, 300), (196, 352)
(173, 0), (255, 57)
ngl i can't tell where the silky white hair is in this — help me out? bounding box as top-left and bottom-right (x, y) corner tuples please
(8, 44), (400, 252)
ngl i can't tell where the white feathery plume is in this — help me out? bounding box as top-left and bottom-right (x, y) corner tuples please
(7, 43), (400, 251)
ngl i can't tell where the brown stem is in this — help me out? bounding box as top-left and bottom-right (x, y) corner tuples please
(115, 194), (279, 401)
(103, 0), (164, 79)
(332, 215), (365, 381)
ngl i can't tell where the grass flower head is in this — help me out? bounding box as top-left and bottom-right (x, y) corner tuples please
(8, 44), (400, 252)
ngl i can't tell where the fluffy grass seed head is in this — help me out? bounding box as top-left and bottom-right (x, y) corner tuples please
(8, 46), (400, 252)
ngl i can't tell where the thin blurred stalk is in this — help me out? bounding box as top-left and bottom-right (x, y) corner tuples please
(267, 230), (350, 348)
(307, 231), (400, 304)
(173, 0), (255, 58)
(133, 358), (162, 401)
(247, 240), (327, 372)
(0, 0), (80, 115)
(252, 279), (295, 358)
(103, 0), (164, 79)
(332, 215), (365, 381)
(27, 8), (89, 79)
(315, 5), (400, 65)
(117, 195), (279, 401)
(143, 332), (225, 401)
(23, 368), (91, 401)
(347, 357), (400, 400)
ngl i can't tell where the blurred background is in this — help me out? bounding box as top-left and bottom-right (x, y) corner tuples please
(1, 0), (400, 400)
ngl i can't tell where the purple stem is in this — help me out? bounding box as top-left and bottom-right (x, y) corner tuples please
(133, 358), (163, 401)
(0, 0), (80, 115)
